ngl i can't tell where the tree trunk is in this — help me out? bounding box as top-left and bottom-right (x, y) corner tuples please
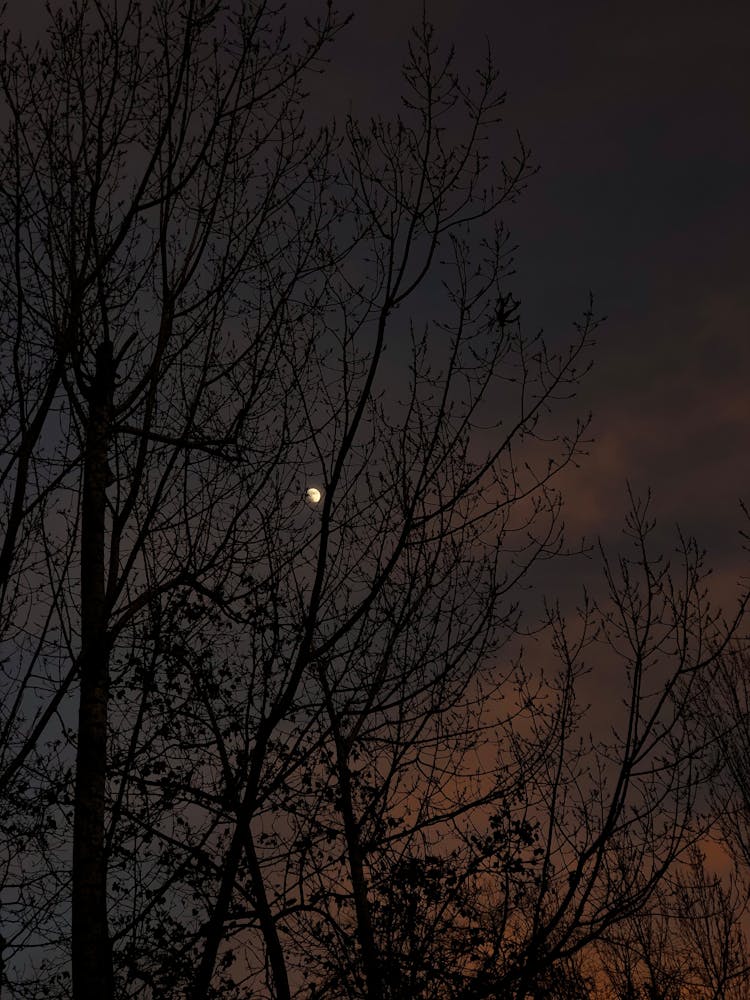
(244, 827), (292, 1000)
(337, 757), (382, 1000)
(72, 339), (115, 999)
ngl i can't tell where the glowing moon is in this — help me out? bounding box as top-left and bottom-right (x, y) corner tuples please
(306, 487), (321, 504)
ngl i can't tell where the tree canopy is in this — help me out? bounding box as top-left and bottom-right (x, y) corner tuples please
(0, 3), (747, 998)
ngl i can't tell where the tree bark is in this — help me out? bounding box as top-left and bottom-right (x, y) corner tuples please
(72, 339), (115, 999)
(243, 827), (292, 1000)
(337, 755), (382, 1000)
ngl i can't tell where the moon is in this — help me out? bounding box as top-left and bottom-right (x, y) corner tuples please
(305, 487), (321, 504)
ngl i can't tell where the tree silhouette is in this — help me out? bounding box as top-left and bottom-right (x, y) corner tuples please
(0, 3), (746, 999)
(595, 846), (750, 1000)
(698, 643), (750, 875)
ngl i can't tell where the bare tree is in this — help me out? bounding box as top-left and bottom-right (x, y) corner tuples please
(0, 1), (346, 995)
(596, 846), (750, 1000)
(0, 3), (746, 1000)
(297, 500), (742, 999)
(698, 642), (750, 875)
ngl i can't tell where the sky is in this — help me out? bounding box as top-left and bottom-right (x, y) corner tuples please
(296, 0), (750, 615)
(1, 0), (747, 961)
(4, 0), (747, 604)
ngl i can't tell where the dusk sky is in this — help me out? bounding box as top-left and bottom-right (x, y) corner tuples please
(2, 3), (748, 991)
(6, 0), (747, 601)
(293, 0), (750, 613)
